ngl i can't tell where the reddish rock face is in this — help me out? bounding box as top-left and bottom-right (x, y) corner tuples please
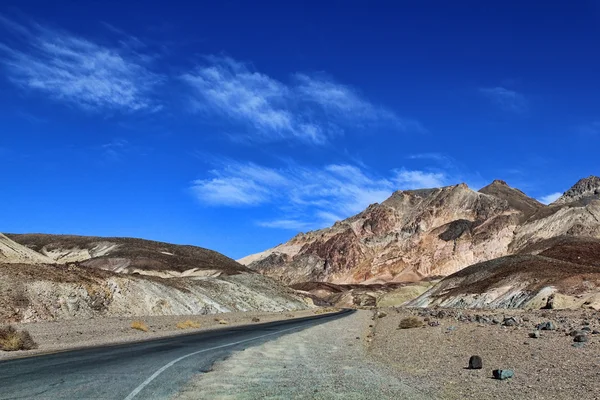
(239, 177), (600, 286)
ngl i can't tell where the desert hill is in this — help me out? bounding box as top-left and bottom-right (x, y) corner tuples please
(240, 176), (600, 309)
(8, 233), (250, 278)
(408, 236), (600, 309)
(0, 233), (311, 323)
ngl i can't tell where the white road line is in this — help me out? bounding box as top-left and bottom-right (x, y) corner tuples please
(123, 324), (304, 400)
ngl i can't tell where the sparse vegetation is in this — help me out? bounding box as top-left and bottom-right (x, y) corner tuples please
(176, 320), (201, 329)
(131, 320), (149, 332)
(0, 326), (37, 351)
(399, 316), (423, 329)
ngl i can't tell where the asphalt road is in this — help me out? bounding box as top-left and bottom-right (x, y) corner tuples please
(0, 310), (353, 400)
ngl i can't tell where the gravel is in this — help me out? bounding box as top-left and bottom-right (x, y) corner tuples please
(368, 308), (600, 399)
(172, 310), (429, 399)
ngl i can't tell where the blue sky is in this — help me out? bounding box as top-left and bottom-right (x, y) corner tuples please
(1, 1), (599, 259)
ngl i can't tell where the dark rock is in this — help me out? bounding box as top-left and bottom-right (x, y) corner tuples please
(468, 355), (483, 369)
(503, 317), (518, 327)
(428, 321), (440, 327)
(592, 330), (600, 335)
(492, 318), (500, 324)
(536, 321), (556, 331)
(529, 331), (541, 339)
(570, 330), (584, 337)
(492, 369), (514, 380)
(574, 335), (588, 343)
(581, 326), (591, 332)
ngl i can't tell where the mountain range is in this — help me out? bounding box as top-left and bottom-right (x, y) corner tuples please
(239, 176), (600, 308)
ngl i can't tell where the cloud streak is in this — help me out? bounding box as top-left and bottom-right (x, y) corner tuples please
(0, 16), (162, 112)
(191, 160), (452, 230)
(479, 86), (528, 113)
(538, 192), (562, 205)
(182, 56), (421, 144)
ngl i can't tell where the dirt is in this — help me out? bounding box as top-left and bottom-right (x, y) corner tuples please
(368, 307), (600, 399)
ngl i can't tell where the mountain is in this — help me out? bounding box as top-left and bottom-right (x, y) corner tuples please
(554, 176), (600, 205)
(8, 234), (250, 278)
(408, 236), (600, 309)
(240, 183), (525, 285)
(0, 233), (56, 265)
(240, 177), (600, 291)
(1, 233), (311, 323)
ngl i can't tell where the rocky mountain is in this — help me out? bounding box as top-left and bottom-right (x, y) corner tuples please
(240, 177), (600, 291)
(554, 176), (600, 205)
(0, 233), (312, 323)
(408, 236), (600, 309)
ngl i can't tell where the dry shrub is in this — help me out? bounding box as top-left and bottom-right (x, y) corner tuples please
(0, 326), (37, 351)
(399, 316), (423, 329)
(176, 320), (201, 329)
(131, 320), (149, 332)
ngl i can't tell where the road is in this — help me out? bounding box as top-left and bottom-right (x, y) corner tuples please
(0, 310), (353, 400)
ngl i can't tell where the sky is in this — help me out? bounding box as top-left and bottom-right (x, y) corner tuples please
(1, 1), (599, 259)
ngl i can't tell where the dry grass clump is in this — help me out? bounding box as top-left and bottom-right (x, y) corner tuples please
(131, 320), (149, 332)
(0, 326), (37, 351)
(176, 320), (201, 329)
(399, 316), (423, 329)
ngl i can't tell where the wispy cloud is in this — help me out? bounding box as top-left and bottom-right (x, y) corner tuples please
(181, 55), (421, 144)
(479, 86), (528, 113)
(538, 192), (562, 205)
(101, 138), (129, 160)
(0, 16), (163, 112)
(191, 160), (452, 230)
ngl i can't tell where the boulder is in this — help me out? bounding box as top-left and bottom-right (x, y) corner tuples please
(468, 355), (483, 369)
(574, 335), (588, 343)
(536, 321), (556, 331)
(492, 369), (514, 380)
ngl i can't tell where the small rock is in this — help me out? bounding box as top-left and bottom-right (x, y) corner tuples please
(251, 317), (260, 322)
(572, 342), (585, 348)
(492, 369), (514, 380)
(536, 321), (556, 331)
(428, 321), (440, 327)
(492, 318), (500, 324)
(468, 355), (483, 369)
(218, 319), (228, 325)
(574, 335), (588, 343)
(503, 317), (518, 327)
(376, 311), (388, 318)
(570, 330), (584, 337)
(581, 326), (591, 332)
(592, 330), (600, 335)
(529, 331), (541, 339)
(446, 326), (458, 332)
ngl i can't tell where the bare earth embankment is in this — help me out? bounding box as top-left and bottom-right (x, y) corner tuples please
(0, 309), (332, 361)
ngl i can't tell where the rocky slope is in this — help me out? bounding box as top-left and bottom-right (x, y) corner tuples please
(408, 236), (600, 309)
(241, 176), (600, 309)
(0, 234), (311, 323)
(240, 180), (544, 285)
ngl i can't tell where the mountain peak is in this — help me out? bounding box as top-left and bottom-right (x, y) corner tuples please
(479, 179), (543, 219)
(554, 176), (600, 205)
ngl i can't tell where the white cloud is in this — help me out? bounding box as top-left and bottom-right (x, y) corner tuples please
(191, 160), (452, 230)
(182, 56), (421, 144)
(0, 17), (162, 112)
(394, 169), (447, 189)
(538, 192), (562, 205)
(479, 87), (528, 113)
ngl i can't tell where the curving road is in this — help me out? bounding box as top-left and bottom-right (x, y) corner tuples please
(0, 310), (353, 400)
